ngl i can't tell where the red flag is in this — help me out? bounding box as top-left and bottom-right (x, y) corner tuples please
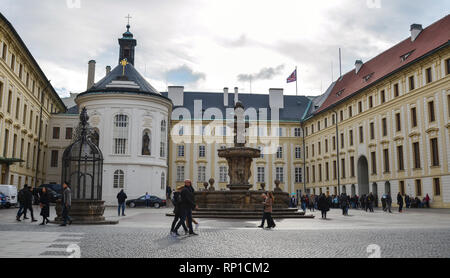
(287, 69), (297, 83)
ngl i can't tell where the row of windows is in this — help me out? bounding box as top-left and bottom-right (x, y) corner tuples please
(1, 41), (60, 114)
(307, 59), (450, 136)
(305, 138), (440, 184)
(177, 124), (302, 138)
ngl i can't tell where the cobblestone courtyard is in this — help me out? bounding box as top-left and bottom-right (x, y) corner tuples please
(1, 206), (450, 258)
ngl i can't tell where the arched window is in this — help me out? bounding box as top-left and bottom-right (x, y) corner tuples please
(142, 129), (151, 155)
(161, 172), (165, 190)
(113, 114), (128, 154)
(113, 170), (124, 188)
(160, 120), (166, 157)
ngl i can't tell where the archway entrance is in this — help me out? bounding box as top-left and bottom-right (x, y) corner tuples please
(357, 156), (369, 196)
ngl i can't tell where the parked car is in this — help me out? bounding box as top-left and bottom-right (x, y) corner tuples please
(126, 195), (166, 208)
(33, 184), (62, 204)
(0, 185), (18, 208)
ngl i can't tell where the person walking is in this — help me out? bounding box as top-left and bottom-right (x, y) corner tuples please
(175, 179), (197, 236)
(367, 193), (374, 212)
(16, 185), (28, 221)
(39, 187), (50, 225)
(117, 189), (127, 216)
(144, 192), (151, 208)
(18, 186), (37, 222)
(258, 192), (268, 228)
(318, 193), (330, 219)
(340, 193), (349, 216)
(381, 194), (387, 211)
(60, 182), (72, 226)
(264, 191), (275, 228)
(424, 194), (430, 208)
(397, 192), (404, 213)
(166, 185), (173, 207)
(309, 194), (315, 212)
(170, 185), (188, 236)
(386, 193), (392, 213)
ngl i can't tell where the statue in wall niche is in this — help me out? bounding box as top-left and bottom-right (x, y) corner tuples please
(203, 182), (209, 191)
(274, 179), (283, 192)
(208, 178), (215, 191)
(142, 131), (151, 155)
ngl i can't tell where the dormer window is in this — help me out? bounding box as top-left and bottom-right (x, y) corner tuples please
(336, 89), (344, 97)
(363, 72), (374, 82)
(400, 50), (415, 62)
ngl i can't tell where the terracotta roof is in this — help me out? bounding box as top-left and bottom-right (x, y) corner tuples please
(315, 14), (450, 114)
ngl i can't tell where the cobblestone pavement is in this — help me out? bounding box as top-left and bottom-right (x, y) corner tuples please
(1, 205), (450, 258)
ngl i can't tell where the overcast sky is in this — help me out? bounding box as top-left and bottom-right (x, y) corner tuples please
(1, 0), (449, 98)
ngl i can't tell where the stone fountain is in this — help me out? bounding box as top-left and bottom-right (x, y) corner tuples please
(190, 101), (313, 219)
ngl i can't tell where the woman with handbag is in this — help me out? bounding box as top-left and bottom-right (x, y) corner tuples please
(39, 187), (50, 225)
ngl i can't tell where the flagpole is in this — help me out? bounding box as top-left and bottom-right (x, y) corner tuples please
(295, 66), (298, 96)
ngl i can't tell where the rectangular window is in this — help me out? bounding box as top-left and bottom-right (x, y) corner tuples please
(409, 76), (415, 90)
(350, 156), (355, 177)
(426, 67), (432, 83)
(50, 150), (58, 167)
(430, 138), (439, 166)
(52, 127), (60, 139)
(65, 127), (73, 140)
(10, 53), (15, 71)
(26, 142), (30, 168)
(15, 97), (20, 119)
(380, 90), (386, 103)
(312, 165), (316, 182)
(294, 128), (301, 137)
(397, 146), (404, 171)
(295, 146), (301, 159)
(12, 134), (17, 158)
(394, 83), (399, 97)
(428, 101), (435, 122)
(341, 158), (345, 178)
(311, 144), (314, 157)
(383, 149), (390, 173)
(197, 166), (206, 182)
(3, 129), (9, 157)
(177, 145), (185, 157)
(433, 178), (441, 196)
(22, 104), (27, 125)
(382, 118), (387, 136)
(358, 101), (363, 113)
(257, 167), (265, 183)
(176, 166), (185, 182)
(318, 164), (322, 182)
(340, 133), (344, 148)
(413, 142), (421, 169)
(359, 126), (364, 143)
(332, 136), (336, 150)
(114, 139), (127, 154)
(446, 58), (450, 75)
(348, 106), (352, 117)
(415, 179), (422, 196)
(19, 64), (23, 79)
(0, 81), (3, 107)
(325, 162), (329, 180)
(370, 122), (375, 140)
(349, 130), (353, 146)
(219, 166), (228, 183)
(411, 107), (417, 127)
(276, 146), (283, 159)
(371, 151), (377, 174)
(199, 145), (206, 157)
(294, 168), (302, 183)
(340, 110), (343, 122)
(324, 118), (328, 128)
(29, 110), (33, 129)
(275, 167), (284, 182)
(369, 96), (373, 108)
(1, 43), (7, 60)
(333, 161), (337, 180)
(325, 139), (328, 153)
(395, 113), (401, 131)
(7, 90), (12, 113)
(306, 167), (309, 183)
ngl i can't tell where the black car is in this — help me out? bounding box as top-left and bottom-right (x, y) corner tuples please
(33, 184), (62, 204)
(126, 195), (166, 208)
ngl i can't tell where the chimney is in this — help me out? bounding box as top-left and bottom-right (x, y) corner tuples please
(234, 87), (239, 104)
(106, 65), (111, 76)
(269, 88), (284, 109)
(410, 24), (423, 42)
(355, 60), (363, 74)
(87, 60), (96, 89)
(223, 87), (229, 106)
(168, 86), (184, 106)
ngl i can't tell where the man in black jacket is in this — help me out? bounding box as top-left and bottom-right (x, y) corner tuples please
(16, 185), (27, 221)
(175, 179), (198, 235)
(18, 186), (37, 222)
(116, 189), (127, 216)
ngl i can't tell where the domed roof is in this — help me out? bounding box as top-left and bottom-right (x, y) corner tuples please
(82, 62), (161, 96)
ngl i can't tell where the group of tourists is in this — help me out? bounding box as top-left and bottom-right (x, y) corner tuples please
(15, 182), (72, 226)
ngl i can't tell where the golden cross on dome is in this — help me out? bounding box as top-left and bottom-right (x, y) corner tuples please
(120, 58), (128, 76)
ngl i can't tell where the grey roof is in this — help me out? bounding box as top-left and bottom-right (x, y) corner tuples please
(83, 63), (160, 95)
(303, 81), (336, 120)
(161, 91), (312, 122)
